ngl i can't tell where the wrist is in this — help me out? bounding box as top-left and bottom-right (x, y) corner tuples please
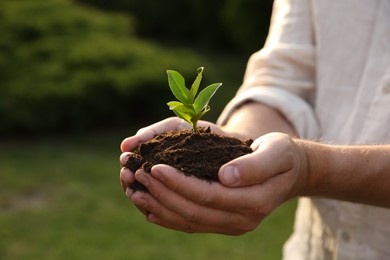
(293, 139), (332, 198)
(293, 140), (390, 207)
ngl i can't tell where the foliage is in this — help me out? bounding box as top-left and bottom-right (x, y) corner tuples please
(0, 0), (275, 135)
(167, 67), (221, 132)
(0, 0), (209, 134)
(75, 0), (274, 54)
(74, 0), (231, 49)
(221, 0), (274, 53)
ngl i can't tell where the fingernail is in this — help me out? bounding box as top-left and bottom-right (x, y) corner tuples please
(147, 213), (160, 224)
(120, 153), (130, 165)
(126, 187), (133, 197)
(222, 165), (240, 185)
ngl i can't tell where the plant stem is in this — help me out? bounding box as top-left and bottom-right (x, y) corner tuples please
(192, 120), (198, 133)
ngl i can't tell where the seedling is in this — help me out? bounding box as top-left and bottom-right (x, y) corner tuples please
(167, 67), (222, 132)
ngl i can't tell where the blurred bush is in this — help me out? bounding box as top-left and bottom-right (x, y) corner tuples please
(75, 0), (273, 54)
(221, 0), (274, 53)
(0, 0), (210, 134)
(0, 0), (273, 135)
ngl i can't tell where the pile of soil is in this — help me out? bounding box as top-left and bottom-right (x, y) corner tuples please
(126, 127), (253, 192)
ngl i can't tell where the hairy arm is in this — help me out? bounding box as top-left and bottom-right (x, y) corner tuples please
(298, 140), (390, 208)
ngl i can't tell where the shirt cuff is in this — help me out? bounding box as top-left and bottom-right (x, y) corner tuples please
(217, 86), (321, 139)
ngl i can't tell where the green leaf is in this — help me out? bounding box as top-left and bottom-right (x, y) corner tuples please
(173, 105), (195, 116)
(167, 70), (189, 104)
(167, 101), (195, 116)
(191, 106), (209, 123)
(171, 108), (193, 126)
(187, 67), (203, 104)
(167, 101), (184, 110)
(193, 82), (222, 114)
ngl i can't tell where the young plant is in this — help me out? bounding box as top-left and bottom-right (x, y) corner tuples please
(167, 67), (222, 132)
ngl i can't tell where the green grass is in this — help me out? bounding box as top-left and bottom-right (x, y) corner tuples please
(0, 129), (296, 260)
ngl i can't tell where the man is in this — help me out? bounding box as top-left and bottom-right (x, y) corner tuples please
(120, 0), (390, 259)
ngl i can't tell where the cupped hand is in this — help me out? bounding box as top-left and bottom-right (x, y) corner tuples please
(119, 117), (227, 193)
(120, 117), (226, 153)
(124, 132), (309, 235)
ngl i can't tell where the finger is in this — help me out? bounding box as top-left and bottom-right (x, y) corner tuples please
(147, 212), (254, 235)
(127, 190), (150, 217)
(121, 117), (190, 152)
(131, 191), (242, 234)
(219, 133), (295, 187)
(136, 117), (191, 136)
(136, 171), (256, 226)
(120, 119), (224, 152)
(120, 167), (134, 192)
(150, 164), (264, 210)
(120, 136), (141, 153)
(119, 152), (131, 167)
(132, 172), (258, 235)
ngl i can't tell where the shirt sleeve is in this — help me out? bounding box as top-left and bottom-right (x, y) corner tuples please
(217, 0), (321, 139)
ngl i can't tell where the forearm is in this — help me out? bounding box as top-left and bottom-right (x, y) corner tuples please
(221, 101), (297, 140)
(297, 140), (390, 208)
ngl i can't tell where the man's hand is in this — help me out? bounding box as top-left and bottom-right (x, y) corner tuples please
(119, 117), (228, 193)
(120, 132), (309, 235)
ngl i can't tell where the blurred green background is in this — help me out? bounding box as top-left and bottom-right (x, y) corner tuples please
(0, 0), (297, 259)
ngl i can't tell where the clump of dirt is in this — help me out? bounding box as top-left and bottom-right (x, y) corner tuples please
(126, 127), (253, 192)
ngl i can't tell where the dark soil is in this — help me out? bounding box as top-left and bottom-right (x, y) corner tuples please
(126, 127), (253, 192)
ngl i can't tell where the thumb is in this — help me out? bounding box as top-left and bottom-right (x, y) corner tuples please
(218, 133), (294, 187)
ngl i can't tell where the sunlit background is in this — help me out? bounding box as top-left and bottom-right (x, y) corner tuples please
(0, 0), (297, 259)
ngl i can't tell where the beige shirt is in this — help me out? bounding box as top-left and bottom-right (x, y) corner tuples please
(218, 0), (390, 259)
